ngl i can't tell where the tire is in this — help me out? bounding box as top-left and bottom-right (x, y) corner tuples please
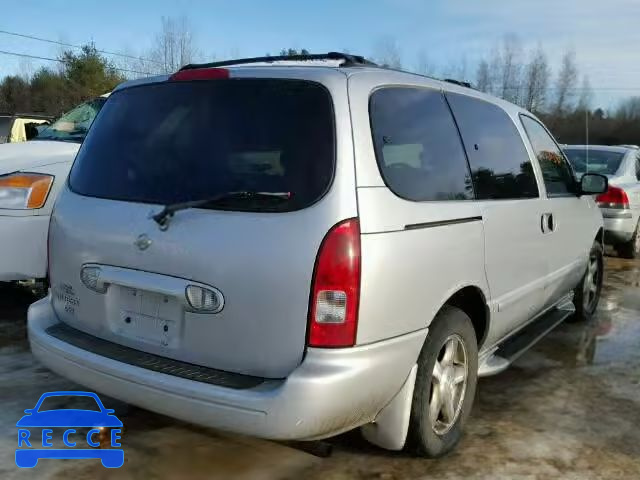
(405, 306), (478, 457)
(617, 221), (640, 259)
(570, 240), (604, 323)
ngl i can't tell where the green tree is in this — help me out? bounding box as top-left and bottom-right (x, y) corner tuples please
(0, 76), (31, 113)
(61, 44), (125, 106)
(30, 68), (68, 115)
(0, 43), (126, 116)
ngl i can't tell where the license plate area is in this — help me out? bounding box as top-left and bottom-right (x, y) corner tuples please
(113, 286), (183, 348)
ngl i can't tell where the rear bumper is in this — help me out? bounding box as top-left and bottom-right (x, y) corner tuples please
(0, 214), (49, 281)
(28, 296), (427, 441)
(603, 214), (636, 244)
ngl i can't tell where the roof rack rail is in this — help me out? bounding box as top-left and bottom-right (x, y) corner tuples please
(444, 78), (472, 89)
(179, 52), (377, 71)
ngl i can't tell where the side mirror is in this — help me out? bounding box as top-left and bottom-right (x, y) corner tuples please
(23, 409), (33, 414)
(580, 173), (608, 195)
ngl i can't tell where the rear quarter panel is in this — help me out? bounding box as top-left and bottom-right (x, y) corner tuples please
(347, 71), (490, 344)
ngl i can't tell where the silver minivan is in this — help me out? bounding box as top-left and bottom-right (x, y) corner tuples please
(28, 53), (608, 457)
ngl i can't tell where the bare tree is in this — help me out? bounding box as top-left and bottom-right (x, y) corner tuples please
(475, 60), (492, 93)
(616, 97), (640, 121)
(441, 55), (469, 83)
(552, 50), (579, 115)
(374, 36), (402, 69)
(18, 58), (34, 81)
(522, 45), (550, 112)
(414, 50), (436, 76)
(150, 16), (200, 73)
(576, 74), (593, 112)
(114, 46), (157, 79)
(477, 44), (505, 96)
(498, 34), (524, 105)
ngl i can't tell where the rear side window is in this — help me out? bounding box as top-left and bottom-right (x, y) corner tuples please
(446, 93), (539, 200)
(370, 87), (472, 201)
(520, 115), (576, 196)
(70, 79), (335, 211)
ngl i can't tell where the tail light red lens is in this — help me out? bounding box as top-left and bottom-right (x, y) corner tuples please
(169, 68), (229, 81)
(308, 218), (361, 348)
(596, 186), (629, 209)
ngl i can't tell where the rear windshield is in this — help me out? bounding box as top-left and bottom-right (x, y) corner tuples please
(69, 79), (335, 211)
(564, 148), (625, 176)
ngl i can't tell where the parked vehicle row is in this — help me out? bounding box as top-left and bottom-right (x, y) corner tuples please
(0, 52), (611, 457)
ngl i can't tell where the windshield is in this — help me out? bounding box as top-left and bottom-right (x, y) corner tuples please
(36, 98), (106, 143)
(564, 148), (626, 176)
(69, 79), (335, 211)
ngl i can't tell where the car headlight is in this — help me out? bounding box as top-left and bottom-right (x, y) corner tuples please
(0, 173), (54, 209)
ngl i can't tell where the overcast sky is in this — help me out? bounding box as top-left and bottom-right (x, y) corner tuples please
(2, 0), (639, 109)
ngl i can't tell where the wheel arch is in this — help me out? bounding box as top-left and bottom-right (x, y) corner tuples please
(436, 285), (490, 349)
(596, 226), (604, 248)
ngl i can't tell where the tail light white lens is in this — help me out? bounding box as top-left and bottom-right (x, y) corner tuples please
(596, 186), (629, 209)
(315, 291), (347, 323)
(308, 218), (361, 347)
(80, 266), (107, 293)
(186, 285), (223, 313)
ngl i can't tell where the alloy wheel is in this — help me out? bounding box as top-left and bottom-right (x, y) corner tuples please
(429, 334), (468, 435)
(583, 254), (601, 312)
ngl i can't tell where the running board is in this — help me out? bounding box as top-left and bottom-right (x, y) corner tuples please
(478, 298), (575, 377)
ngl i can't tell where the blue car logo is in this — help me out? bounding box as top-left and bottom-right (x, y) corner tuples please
(16, 391), (124, 468)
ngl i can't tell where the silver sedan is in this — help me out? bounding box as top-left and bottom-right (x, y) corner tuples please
(565, 145), (640, 258)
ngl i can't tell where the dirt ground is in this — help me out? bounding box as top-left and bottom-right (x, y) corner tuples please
(1, 257), (638, 480)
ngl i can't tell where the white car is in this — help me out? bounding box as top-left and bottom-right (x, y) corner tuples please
(0, 95), (108, 282)
(564, 145), (640, 258)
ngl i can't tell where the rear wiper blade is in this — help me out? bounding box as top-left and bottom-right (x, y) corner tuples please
(152, 191), (291, 229)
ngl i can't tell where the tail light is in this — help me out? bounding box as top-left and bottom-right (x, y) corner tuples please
(596, 186), (629, 209)
(308, 218), (361, 348)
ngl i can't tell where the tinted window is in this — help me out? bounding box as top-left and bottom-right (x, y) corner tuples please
(70, 80), (334, 211)
(563, 148), (626, 177)
(521, 116), (576, 196)
(0, 117), (11, 143)
(446, 93), (538, 200)
(636, 156), (640, 181)
(370, 87), (472, 201)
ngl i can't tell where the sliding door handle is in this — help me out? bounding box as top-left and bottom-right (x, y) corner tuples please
(541, 213), (554, 233)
